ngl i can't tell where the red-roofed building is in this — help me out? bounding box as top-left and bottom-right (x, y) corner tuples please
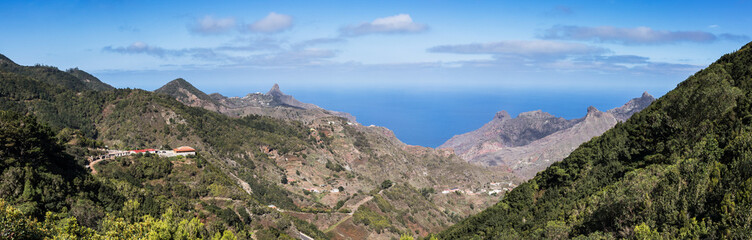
(173, 146), (196, 156)
(130, 149), (156, 154)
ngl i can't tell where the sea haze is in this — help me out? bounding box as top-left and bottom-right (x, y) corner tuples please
(261, 89), (664, 148)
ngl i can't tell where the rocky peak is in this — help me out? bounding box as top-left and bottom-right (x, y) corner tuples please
(162, 78), (192, 89)
(267, 83), (283, 96)
(517, 110), (554, 119)
(495, 110), (511, 120)
(585, 106), (607, 118)
(607, 92), (656, 122)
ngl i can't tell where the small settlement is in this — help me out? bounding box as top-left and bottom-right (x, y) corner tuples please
(89, 146), (196, 162)
(440, 181), (517, 196)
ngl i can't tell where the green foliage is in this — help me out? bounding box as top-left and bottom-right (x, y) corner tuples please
(344, 125), (371, 154)
(381, 180), (393, 189)
(353, 206), (392, 232)
(239, 172), (298, 210)
(325, 160), (345, 172)
(438, 43), (752, 239)
(0, 199), (43, 239)
(420, 187), (435, 199)
(0, 110), (124, 220)
(282, 213), (330, 240)
(334, 200), (346, 210)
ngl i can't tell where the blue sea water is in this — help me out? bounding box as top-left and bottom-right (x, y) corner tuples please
(285, 89), (662, 148)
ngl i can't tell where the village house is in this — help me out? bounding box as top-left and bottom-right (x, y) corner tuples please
(173, 146), (196, 156)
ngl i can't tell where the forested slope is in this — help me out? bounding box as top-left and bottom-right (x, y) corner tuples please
(438, 42), (752, 239)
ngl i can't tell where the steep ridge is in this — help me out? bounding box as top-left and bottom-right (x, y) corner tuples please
(441, 93), (654, 179)
(65, 68), (115, 91)
(0, 53), (112, 92)
(438, 42), (752, 239)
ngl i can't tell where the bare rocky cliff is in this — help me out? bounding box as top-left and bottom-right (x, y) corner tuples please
(440, 93), (655, 179)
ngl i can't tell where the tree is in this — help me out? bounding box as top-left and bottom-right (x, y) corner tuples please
(380, 180), (393, 189)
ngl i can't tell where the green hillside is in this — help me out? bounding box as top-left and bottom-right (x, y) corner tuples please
(437, 42), (752, 239)
(0, 58), (323, 238)
(0, 52), (509, 239)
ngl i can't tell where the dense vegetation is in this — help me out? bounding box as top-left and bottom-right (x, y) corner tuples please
(0, 111), (123, 221)
(0, 110), (266, 238)
(0, 54), (327, 238)
(437, 42), (752, 239)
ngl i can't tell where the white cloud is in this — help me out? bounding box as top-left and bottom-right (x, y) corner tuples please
(541, 25), (749, 45)
(189, 16), (237, 35)
(340, 14), (427, 36)
(247, 12), (293, 33)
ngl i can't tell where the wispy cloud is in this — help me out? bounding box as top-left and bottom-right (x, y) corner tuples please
(541, 25), (749, 45)
(103, 42), (170, 57)
(246, 12), (293, 33)
(103, 42), (221, 60)
(428, 40), (607, 58)
(216, 37), (284, 52)
(340, 14), (427, 37)
(243, 48), (337, 67)
(295, 37), (346, 47)
(428, 40), (702, 75)
(719, 33), (750, 42)
(102, 38), (337, 68)
(189, 15), (237, 35)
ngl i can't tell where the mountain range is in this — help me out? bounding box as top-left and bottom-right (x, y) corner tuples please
(0, 53), (519, 239)
(440, 92), (655, 179)
(4, 40), (747, 240)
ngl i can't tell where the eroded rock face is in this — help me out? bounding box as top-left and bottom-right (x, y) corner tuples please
(157, 81), (356, 123)
(440, 93), (655, 179)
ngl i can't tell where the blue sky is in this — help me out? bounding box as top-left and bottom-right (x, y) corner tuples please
(1, 0), (751, 146)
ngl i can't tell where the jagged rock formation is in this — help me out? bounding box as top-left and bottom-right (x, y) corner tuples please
(156, 80), (355, 123)
(440, 93), (655, 179)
